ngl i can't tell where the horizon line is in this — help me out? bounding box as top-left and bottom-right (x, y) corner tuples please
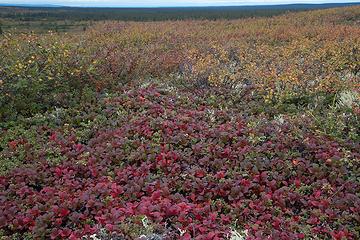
(1, 1), (360, 8)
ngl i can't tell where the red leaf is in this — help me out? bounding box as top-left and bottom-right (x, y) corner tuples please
(8, 140), (18, 150)
(59, 208), (70, 217)
(215, 171), (225, 179)
(195, 169), (206, 178)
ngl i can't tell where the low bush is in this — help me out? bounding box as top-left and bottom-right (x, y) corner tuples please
(1, 87), (359, 239)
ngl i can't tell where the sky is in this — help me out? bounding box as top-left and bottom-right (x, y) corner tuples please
(1, 0), (359, 7)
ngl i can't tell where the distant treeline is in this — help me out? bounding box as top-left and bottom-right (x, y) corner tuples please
(1, 3), (359, 22)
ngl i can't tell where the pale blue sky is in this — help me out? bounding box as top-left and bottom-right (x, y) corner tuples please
(1, 0), (359, 7)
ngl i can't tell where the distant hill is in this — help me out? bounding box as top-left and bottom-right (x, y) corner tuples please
(0, 2), (359, 9)
(0, 2), (359, 23)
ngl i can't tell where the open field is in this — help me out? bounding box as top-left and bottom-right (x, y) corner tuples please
(0, 5), (359, 239)
(0, 3), (359, 32)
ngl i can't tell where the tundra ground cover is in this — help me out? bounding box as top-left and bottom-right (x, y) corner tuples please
(0, 6), (359, 240)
